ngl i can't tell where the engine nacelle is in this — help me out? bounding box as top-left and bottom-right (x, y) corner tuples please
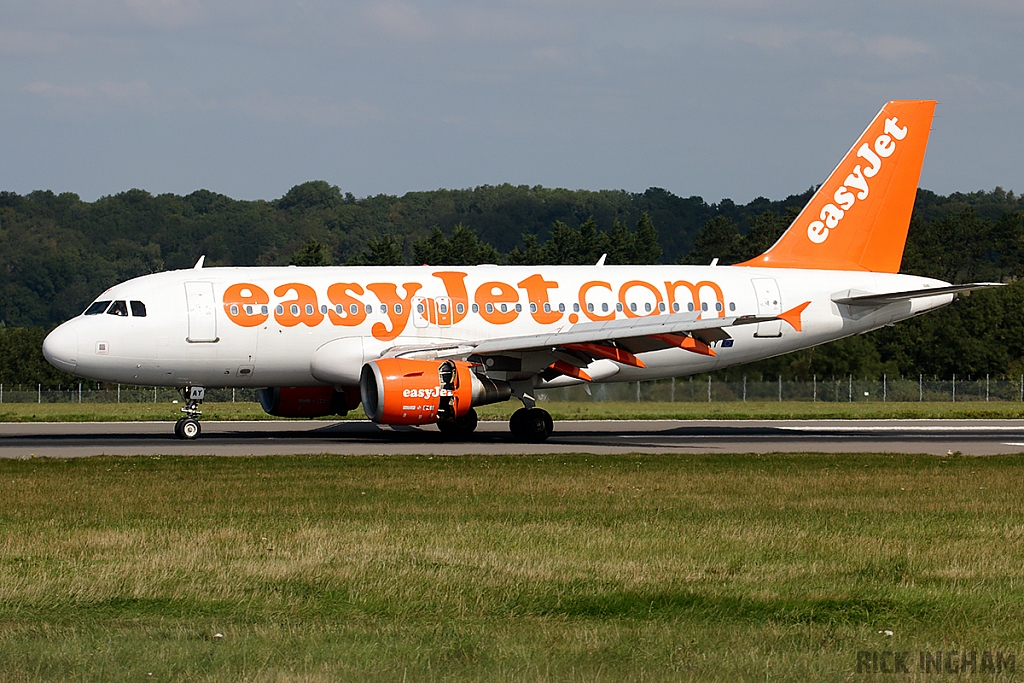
(359, 358), (511, 425)
(258, 386), (360, 418)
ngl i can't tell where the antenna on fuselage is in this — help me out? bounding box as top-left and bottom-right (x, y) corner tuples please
(193, 255), (206, 269)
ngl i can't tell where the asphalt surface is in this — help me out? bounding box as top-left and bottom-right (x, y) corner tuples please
(3, 419), (1024, 457)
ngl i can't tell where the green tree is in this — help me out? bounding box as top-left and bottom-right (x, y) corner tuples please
(0, 327), (78, 388)
(348, 234), (405, 266)
(631, 212), (662, 264)
(289, 237), (332, 266)
(412, 224), (501, 266)
(278, 181), (344, 212)
(680, 216), (741, 265)
(736, 210), (791, 261)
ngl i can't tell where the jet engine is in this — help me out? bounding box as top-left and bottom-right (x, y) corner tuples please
(359, 358), (511, 425)
(257, 386), (360, 418)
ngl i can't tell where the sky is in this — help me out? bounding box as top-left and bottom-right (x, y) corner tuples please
(2, 0), (1022, 204)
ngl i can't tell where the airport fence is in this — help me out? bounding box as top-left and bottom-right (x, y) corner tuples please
(2, 375), (1023, 404)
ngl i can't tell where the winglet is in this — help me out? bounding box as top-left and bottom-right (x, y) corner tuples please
(778, 301), (810, 332)
(737, 100), (936, 273)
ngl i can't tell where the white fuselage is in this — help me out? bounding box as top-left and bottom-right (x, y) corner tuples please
(42, 264), (953, 390)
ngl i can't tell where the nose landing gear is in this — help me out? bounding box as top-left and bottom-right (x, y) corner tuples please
(174, 386), (205, 440)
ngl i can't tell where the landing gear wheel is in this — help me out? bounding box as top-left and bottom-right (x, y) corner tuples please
(174, 418), (184, 439)
(178, 417), (201, 440)
(509, 407), (553, 443)
(437, 408), (478, 439)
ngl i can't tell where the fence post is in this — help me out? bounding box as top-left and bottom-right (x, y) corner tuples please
(883, 374), (886, 402)
(986, 374), (990, 402)
(232, 387), (236, 403)
(849, 375), (852, 402)
(1, 383), (3, 404)
(778, 376), (782, 402)
(813, 374), (816, 402)
(37, 384), (41, 404)
(952, 374), (956, 403)
(118, 383), (121, 404)
(707, 375), (711, 403)
(636, 381), (641, 402)
(919, 374), (923, 402)
(743, 376), (747, 402)
(79, 383), (82, 404)
(154, 386), (158, 403)
(671, 377), (675, 402)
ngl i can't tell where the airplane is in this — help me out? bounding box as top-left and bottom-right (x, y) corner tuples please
(42, 100), (1000, 442)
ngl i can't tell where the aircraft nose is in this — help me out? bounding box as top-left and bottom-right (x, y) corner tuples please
(43, 325), (78, 373)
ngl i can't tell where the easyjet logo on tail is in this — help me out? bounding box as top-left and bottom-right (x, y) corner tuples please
(807, 117), (908, 244)
(736, 100), (935, 273)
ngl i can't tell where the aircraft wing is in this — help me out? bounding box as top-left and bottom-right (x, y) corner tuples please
(831, 282), (1004, 307)
(383, 310), (783, 380)
(468, 312), (762, 355)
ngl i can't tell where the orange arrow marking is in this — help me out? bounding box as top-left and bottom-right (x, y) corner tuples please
(778, 301), (811, 332)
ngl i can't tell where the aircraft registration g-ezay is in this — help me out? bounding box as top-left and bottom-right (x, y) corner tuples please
(43, 100), (998, 441)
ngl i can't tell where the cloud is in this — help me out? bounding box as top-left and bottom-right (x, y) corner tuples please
(363, 0), (435, 41)
(25, 79), (154, 106)
(123, 0), (203, 29)
(206, 91), (384, 127)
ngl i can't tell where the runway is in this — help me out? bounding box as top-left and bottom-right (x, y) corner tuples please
(3, 419), (1024, 457)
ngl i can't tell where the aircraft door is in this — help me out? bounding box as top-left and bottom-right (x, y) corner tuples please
(185, 281), (219, 342)
(411, 296), (433, 329)
(751, 278), (783, 338)
(436, 296), (452, 327)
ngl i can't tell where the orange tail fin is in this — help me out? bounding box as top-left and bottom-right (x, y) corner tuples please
(737, 100), (935, 273)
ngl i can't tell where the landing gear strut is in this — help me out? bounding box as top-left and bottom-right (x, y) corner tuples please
(437, 408), (479, 439)
(509, 407), (553, 443)
(174, 386), (205, 440)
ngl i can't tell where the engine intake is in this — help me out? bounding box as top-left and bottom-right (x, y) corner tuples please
(359, 358), (511, 425)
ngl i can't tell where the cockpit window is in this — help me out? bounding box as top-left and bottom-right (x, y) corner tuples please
(107, 300), (128, 317)
(130, 301), (147, 317)
(85, 300), (111, 315)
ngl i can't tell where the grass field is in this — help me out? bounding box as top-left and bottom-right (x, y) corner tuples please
(4, 399), (1024, 422)
(2, 452), (1023, 681)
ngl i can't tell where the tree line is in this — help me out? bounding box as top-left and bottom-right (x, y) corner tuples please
(1, 182), (1023, 387)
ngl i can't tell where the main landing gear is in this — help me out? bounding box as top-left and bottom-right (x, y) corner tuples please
(509, 407), (553, 443)
(436, 408), (479, 439)
(174, 386), (205, 440)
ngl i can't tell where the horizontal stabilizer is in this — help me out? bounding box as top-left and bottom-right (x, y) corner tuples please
(832, 282), (1004, 307)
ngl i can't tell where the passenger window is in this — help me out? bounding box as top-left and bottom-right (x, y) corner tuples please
(456, 303), (465, 314)
(85, 300), (111, 315)
(673, 302), (680, 312)
(471, 303), (479, 313)
(107, 300), (128, 316)
(131, 301), (147, 317)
